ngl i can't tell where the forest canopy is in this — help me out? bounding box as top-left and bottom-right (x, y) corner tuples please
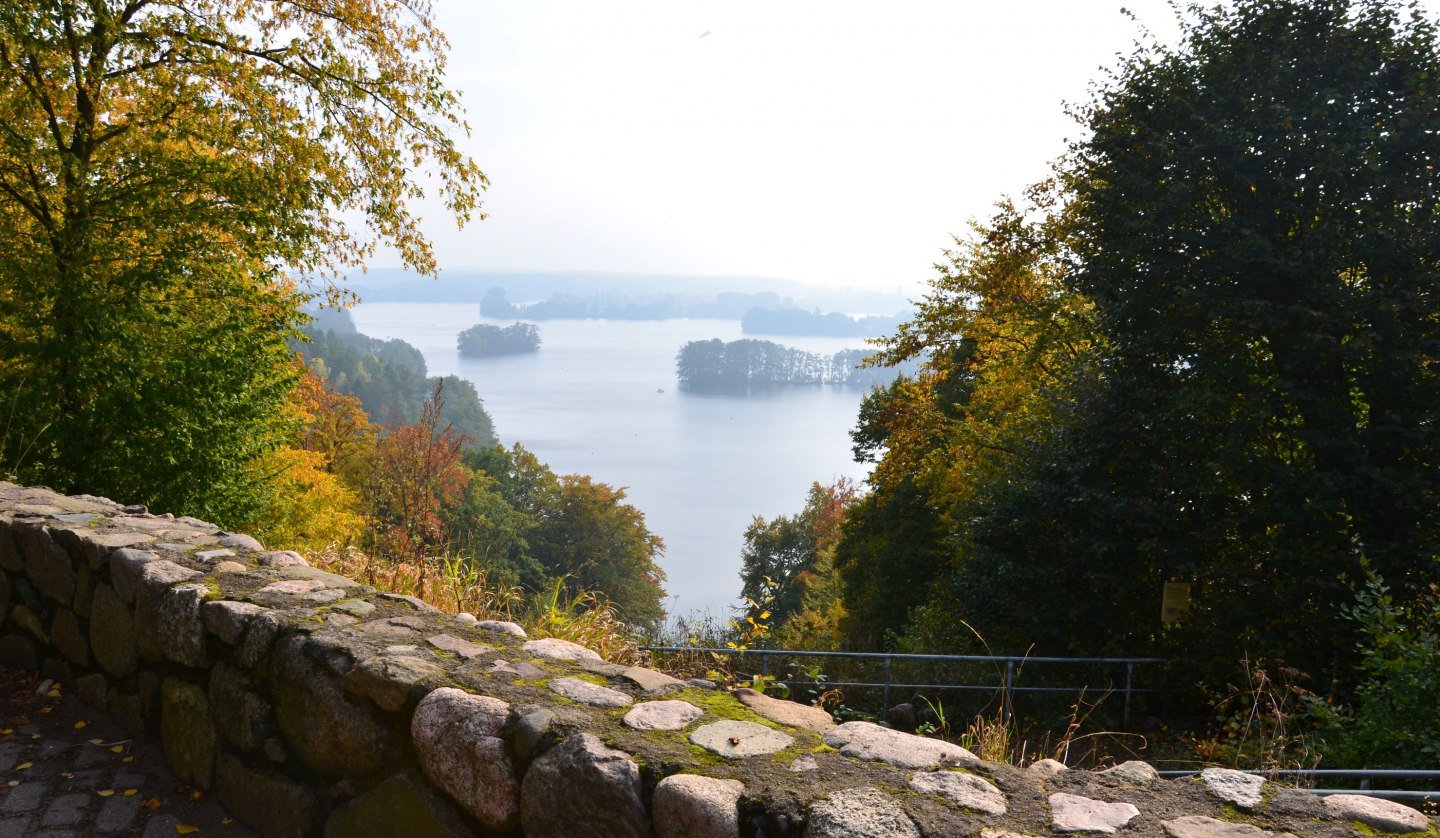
(766, 0), (1440, 698)
(295, 323), (497, 449)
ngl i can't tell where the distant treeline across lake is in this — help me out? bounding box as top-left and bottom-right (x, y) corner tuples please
(675, 338), (919, 392)
(480, 288), (908, 338)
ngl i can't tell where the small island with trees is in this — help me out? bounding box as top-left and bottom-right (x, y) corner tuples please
(675, 338), (915, 392)
(457, 322), (541, 357)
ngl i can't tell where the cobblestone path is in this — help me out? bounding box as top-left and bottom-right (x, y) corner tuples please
(0, 668), (253, 837)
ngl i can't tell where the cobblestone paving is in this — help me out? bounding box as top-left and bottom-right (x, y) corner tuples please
(0, 668), (253, 837)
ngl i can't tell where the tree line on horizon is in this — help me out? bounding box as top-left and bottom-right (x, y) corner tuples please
(479, 286), (906, 338)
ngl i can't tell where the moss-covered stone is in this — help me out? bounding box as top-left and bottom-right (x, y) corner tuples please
(269, 633), (405, 779)
(49, 607), (88, 665)
(89, 583), (137, 678)
(208, 661), (275, 754)
(160, 677), (219, 788)
(325, 769), (475, 838)
(17, 522), (75, 605)
(216, 751), (322, 838)
(10, 604), (47, 644)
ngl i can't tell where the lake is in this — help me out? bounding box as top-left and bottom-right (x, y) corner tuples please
(349, 303), (873, 620)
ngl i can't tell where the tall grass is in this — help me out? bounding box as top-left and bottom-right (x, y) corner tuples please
(308, 546), (644, 665)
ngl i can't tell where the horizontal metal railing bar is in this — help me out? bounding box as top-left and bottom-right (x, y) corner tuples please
(643, 645), (1164, 723)
(1158, 770), (1440, 800)
(1308, 790), (1439, 799)
(1163, 777), (1440, 783)
(774, 680), (1151, 695)
(642, 646), (1164, 666)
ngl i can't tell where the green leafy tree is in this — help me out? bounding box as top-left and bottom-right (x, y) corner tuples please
(532, 476), (667, 630)
(739, 479), (859, 648)
(1050, 0), (1440, 684)
(1315, 572), (1440, 766)
(0, 0), (485, 522)
(461, 443), (667, 629)
(444, 468), (547, 590)
(860, 0), (1440, 691)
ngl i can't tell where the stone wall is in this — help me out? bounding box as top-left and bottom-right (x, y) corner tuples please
(0, 482), (1431, 837)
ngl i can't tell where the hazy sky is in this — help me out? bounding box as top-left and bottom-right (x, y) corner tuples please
(387, 2), (1207, 292)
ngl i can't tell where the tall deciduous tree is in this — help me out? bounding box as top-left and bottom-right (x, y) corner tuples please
(531, 476), (668, 631)
(460, 443), (669, 629)
(739, 479), (859, 650)
(834, 195), (1094, 652)
(365, 382), (471, 564)
(1054, 0), (1440, 684)
(0, 1), (485, 522)
(866, 0), (1440, 690)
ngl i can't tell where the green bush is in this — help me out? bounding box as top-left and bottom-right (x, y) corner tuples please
(1315, 573), (1440, 768)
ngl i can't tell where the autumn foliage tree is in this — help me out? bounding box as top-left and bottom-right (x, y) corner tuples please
(0, 1), (485, 522)
(365, 382), (471, 565)
(246, 361), (370, 550)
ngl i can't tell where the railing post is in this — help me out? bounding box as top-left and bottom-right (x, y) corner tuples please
(1124, 662), (1135, 727)
(882, 655), (892, 715)
(1002, 659), (1015, 724)
(761, 651), (770, 677)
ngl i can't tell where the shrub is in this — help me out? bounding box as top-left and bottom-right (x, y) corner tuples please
(1314, 573), (1440, 768)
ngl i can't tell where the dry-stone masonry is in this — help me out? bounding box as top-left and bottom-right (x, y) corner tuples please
(0, 482), (1433, 837)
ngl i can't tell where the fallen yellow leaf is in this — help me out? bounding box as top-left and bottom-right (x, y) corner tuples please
(73, 721), (87, 730)
(0, 728), (13, 735)
(122, 756), (134, 763)
(109, 745), (124, 753)
(87, 738), (102, 745)
(96, 789), (115, 797)
(29, 734), (39, 740)
(142, 796), (162, 811)
(38, 707), (53, 714)
(123, 789), (138, 796)
(176, 825), (199, 835)
(14, 762), (31, 771)
(45, 688), (60, 698)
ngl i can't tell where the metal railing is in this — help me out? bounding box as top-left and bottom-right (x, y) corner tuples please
(640, 646), (1164, 724)
(1158, 769), (1440, 801)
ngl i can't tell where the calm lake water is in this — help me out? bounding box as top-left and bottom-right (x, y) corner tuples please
(349, 303), (873, 620)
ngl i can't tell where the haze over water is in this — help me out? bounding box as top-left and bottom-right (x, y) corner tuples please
(349, 303), (873, 619)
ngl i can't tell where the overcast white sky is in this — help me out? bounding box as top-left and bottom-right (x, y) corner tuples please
(385, 2), (1256, 293)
